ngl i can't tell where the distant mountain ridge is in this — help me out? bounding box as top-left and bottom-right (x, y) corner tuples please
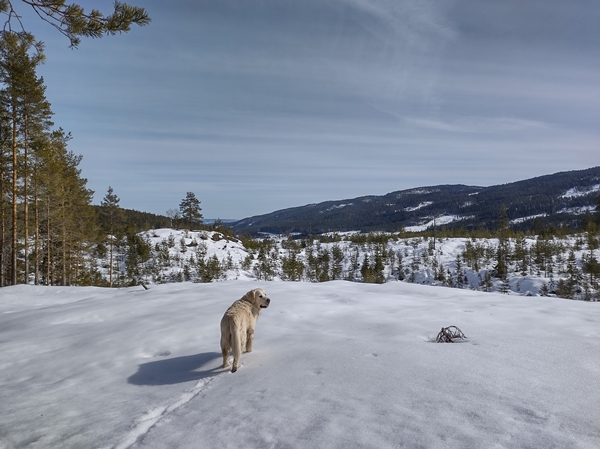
(232, 167), (600, 235)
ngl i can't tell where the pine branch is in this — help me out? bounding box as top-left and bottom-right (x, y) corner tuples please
(2, 0), (150, 48)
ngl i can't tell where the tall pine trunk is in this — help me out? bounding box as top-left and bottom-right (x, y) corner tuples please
(34, 164), (39, 285)
(11, 105), (17, 285)
(0, 157), (5, 287)
(62, 197), (66, 285)
(46, 198), (51, 285)
(23, 113), (29, 283)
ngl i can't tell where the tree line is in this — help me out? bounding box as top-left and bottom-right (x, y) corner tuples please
(0, 31), (96, 286)
(0, 26), (205, 287)
(0, 1), (152, 287)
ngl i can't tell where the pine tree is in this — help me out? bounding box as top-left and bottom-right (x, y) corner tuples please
(101, 186), (122, 287)
(18, 42), (52, 283)
(35, 129), (93, 285)
(0, 31), (45, 284)
(0, 1), (151, 48)
(0, 113), (10, 285)
(179, 192), (203, 230)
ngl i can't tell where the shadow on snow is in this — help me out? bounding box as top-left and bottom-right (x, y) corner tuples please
(128, 351), (223, 386)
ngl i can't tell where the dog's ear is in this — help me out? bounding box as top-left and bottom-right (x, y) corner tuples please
(251, 289), (264, 306)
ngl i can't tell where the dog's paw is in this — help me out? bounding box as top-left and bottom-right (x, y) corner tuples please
(231, 365), (238, 373)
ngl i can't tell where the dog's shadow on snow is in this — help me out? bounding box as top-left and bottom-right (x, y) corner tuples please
(128, 352), (223, 386)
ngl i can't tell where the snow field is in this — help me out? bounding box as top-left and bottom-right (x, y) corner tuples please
(0, 281), (599, 448)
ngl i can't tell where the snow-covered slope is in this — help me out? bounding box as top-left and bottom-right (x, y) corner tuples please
(111, 228), (599, 300)
(0, 282), (599, 448)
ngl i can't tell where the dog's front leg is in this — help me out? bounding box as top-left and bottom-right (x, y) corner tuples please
(245, 328), (254, 353)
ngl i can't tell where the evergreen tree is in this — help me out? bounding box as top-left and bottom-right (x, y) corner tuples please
(101, 186), (122, 287)
(454, 255), (465, 288)
(0, 31), (45, 284)
(373, 247), (385, 284)
(555, 278), (573, 299)
(179, 192), (203, 230)
(0, 114), (10, 285)
(281, 248), (303, 281)
(330, 244), (344, 280)
(36, 129), (93, 285)
(481, 271), (493, 292)
(565, 250), (581, 294)
(19, 41), (52, 283)
(539, 282), (550, 296)
(396, 251), (405, 281)
(493, 205), (511, 281)
(582, 250), (600, 293)
(514, 235), (528, 276)
(360, 253), (372, 283)
(1, 1), (150, 48)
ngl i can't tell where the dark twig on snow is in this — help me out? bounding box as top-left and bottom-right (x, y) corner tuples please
(436, 325), (466, 343)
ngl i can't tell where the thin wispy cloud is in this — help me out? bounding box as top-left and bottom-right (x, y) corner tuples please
(404, 116), (552, 134)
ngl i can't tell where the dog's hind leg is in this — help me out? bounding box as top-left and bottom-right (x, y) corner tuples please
(231, 330), (242, 373)
(220, 327), (231, 369)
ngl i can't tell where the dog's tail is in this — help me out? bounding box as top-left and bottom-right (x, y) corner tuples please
(230, 325), (242, 371)
(220, 318), (232, 352)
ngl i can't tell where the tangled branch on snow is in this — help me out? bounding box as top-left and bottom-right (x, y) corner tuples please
(436, 325), (466, 343)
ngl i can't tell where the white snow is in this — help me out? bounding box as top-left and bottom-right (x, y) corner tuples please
(404, 201), (433, 212)
(1, 281), (599, 448)
(323, 203), (353, 212)
(510, 214), (548, 224)
(404, 214), (471, 232)
(558, 206), (596, 215)
(561, 184), (600, 198)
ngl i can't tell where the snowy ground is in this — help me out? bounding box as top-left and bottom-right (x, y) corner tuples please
(0, 281), (599, 448)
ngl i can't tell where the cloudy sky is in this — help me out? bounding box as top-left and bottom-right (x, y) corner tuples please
(14, 0), (600, 219)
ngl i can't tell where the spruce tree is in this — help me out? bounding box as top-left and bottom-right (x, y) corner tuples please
(493, 204), (511, 282)
(330, 244), (344, 280)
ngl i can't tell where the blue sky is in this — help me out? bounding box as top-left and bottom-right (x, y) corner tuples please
(13, 0), (600, 219)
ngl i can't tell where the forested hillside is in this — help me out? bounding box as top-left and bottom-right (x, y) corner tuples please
(232, 167), (600, 235)
(94, 226), (600, 301)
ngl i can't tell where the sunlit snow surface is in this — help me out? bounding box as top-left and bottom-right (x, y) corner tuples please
(1, 282), (599, 448)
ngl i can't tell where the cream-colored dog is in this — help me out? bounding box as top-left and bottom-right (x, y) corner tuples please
(220, 288), (271, 372)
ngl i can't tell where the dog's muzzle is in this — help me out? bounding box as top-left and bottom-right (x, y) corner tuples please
(260, 298), (271, 308)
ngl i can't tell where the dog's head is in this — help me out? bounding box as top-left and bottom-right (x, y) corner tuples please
(245, 288), (271, 309)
